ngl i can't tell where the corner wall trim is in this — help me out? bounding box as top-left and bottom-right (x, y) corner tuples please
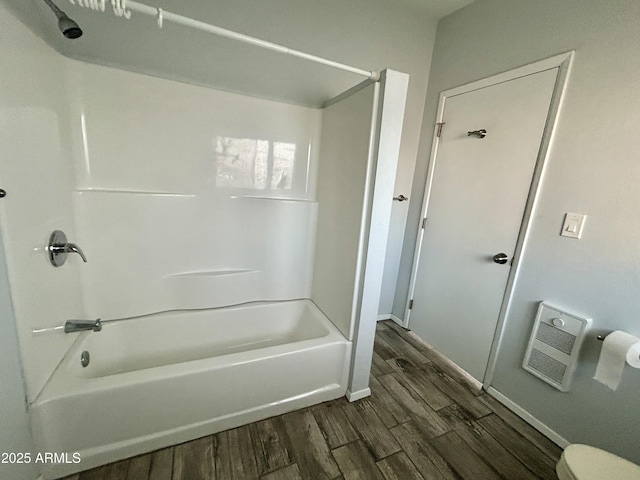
(486, 387), (569, 448)
(346, 387), (371, 402)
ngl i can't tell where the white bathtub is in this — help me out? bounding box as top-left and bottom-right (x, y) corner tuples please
(30, 300), (351, 479)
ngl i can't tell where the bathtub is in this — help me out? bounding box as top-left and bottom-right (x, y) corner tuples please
(30, 300), (351, 479)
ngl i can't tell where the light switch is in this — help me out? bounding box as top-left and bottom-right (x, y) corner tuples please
(561, 213), (586, 239)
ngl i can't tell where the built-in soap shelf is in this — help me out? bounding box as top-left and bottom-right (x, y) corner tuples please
(163, 269), (259, 278)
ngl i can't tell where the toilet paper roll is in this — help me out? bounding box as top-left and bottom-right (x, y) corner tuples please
(593, 330), (640, 390)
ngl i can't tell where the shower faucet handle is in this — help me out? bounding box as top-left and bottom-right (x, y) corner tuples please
(65, 243), (87, 262)
(47, 230), (87, 267)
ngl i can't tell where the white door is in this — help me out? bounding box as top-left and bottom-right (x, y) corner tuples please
(409, 68), (558, 381)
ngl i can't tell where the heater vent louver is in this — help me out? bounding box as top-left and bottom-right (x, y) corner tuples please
(523, 302), (591, 392)
(535, 322), (575, 355)
(528, 348), (567, 384)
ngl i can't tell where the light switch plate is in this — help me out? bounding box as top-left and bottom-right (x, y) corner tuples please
(561, 213), (586, 239)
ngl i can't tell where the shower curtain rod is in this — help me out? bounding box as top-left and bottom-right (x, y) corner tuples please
(108, 0), (379, 81)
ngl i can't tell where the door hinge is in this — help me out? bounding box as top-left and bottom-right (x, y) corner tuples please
(409, 299), (414, 310)
(421, 217), (427, 229)
(436, 122), (445, 138)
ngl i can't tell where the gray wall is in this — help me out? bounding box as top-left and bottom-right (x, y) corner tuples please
(397, 0), (640, 463)
(0, 228), (37, 480)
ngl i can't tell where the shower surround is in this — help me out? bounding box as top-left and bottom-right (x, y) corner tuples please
(0, 5), (407, 478)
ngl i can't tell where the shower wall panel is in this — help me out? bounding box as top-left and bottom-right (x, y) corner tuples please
(66, 62), (323, 319)
(65, 62), (321, 198)
(75, 192), (317, 319)
(0, 6), (85, 401)
(311, 84), (378, 340)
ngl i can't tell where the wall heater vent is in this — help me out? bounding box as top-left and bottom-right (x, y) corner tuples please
(522, 302), (591, 392)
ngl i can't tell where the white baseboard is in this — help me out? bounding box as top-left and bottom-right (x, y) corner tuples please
(346, 387), (371, 402)
(487, 387), (569, 448)
(377, 315), (405, 327)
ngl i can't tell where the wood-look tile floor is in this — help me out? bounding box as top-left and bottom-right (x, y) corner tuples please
(61, 320), (562, 480)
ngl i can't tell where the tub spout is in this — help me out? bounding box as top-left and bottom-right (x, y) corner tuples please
(64, 318), (102, 333)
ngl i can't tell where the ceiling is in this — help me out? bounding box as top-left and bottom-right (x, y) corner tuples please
(398, 0), (476, 19)
(2, 0), (474, 107)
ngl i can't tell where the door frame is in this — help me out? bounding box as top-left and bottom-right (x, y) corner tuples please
(404, 51), (574, 388)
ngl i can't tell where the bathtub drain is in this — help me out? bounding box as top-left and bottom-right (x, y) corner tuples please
(81, 350), (90, 368)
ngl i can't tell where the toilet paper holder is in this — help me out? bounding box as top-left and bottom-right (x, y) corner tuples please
(593, 330), (640, 390)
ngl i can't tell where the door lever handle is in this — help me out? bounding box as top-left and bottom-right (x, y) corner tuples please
(468, 129), (487, 138)
(393, 195), (409, 202)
